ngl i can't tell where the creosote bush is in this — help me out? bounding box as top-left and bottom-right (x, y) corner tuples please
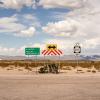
(0, 60), (99, 71)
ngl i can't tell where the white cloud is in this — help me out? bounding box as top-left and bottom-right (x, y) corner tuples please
(0, 46), (16, 55)
(0, 14), (39, 37)
(44, 39), (74, 50)
(16, 27), (36, 37)
(39, 0), (86, 9)
(0, 0), (36, 10)
(0, 16), (25, 33)
(0, 44), (40, 56)
(0, 45), (26, 56)
(43, 37), (100, 55)
(22, 14), (41, 27)
(42, 0), (100, 54)
(23, 14), (34, 20)
(42, 18), (81, 37)
(15, 41), (71, 56)
(0, 0), (100, 55)
(0, 37), (99, 56)
(82, 38), (100, 49)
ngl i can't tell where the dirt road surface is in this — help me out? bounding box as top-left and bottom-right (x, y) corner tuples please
(0, 74), (100, 100)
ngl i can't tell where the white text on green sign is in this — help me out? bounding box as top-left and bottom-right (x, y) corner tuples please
(25, 48), (40, 55)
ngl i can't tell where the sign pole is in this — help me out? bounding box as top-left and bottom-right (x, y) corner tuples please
(28, 55), (29, 73)
(44, 55), (45, 67)
(25, 47), (40, 74)
(76, 53), (79, 72)
(58, 55), (61, 73)
(35, 55), (38, 74)
(74, 43), (81, 73)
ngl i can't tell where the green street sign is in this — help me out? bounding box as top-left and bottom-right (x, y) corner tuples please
(25, 48), (40, 55)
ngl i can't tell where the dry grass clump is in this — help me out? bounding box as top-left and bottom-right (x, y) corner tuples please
(92, 70), (96, 73)
(61, 66), (72, 70)
(87, 69), (91, 72)
(0, 60), (99, 73)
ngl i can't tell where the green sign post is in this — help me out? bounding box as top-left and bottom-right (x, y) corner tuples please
(25, 48), (40, 55)
(25, 47), (40, 74)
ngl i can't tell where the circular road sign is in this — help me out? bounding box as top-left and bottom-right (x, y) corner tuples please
(74, 43), (81, 54)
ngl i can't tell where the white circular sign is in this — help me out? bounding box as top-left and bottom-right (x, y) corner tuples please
(74, 43), (81, 53)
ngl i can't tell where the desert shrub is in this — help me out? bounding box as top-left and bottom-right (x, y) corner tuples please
(0, 60), (99, 70)
(77, 69), (83, 71)
(25, 66), (32, 71)
(61, 66), (71, 70)
(13, 62), (18, 67)
(66, 67), (72, 70)
(0, 62), (9, 68)
(18, 69), (23, 71)
(87, 69), (91, 72)
(29, 62), (35, 67)
(18, 63), (25, 67)
(6, 68), (12, 70)
(92, 70), (96, 73)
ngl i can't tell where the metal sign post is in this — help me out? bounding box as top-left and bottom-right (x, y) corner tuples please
(74, 43), (81, 72)
(44, 55), (46, 68)
(27, 55), (29, 73)
(58, 55), (61, 73)
(35, 55), (38, 74)
(76, 53), (79, 70)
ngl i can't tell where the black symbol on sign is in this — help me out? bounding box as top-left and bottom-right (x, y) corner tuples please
(48, 45), (56, 49)
(74, 46), (81, 53)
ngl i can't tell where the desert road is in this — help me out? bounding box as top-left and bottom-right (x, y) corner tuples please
(0, 74), (100, 100)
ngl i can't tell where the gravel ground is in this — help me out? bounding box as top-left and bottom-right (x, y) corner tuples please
(0, 74), (100, 100)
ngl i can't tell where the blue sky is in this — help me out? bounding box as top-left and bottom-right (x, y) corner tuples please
(0, 7), (69, 46)
(0, 0), (100, 56)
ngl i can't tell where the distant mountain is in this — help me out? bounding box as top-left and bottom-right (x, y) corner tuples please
(0, 55), (27, 60)
(0, 55), (99, 61)
(80, 55), (100, 61)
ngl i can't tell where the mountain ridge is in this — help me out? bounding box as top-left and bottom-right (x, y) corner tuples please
(0, 55), (100, 61)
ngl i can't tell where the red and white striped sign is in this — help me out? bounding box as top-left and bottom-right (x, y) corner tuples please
(42, 49), (63, 56)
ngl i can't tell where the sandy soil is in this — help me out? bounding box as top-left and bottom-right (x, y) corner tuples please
(0, 74), (100, 100)
(0, 66), (100, 100)
(0, 66), (99, 75)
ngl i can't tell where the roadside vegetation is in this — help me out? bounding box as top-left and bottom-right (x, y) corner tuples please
(0, 60), (100, 72)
